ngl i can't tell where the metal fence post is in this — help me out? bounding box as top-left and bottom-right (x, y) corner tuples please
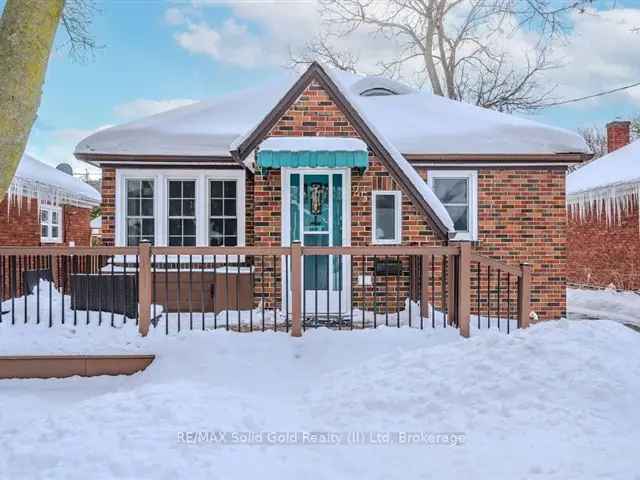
(456, 242), (471, 338)
(138, 241), (152, 337)
(518, 263), (532, 329)
(420, 254), (430, 318)
(290, 241), (302, 337)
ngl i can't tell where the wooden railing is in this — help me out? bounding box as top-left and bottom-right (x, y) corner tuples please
(0, 242), (531, 338)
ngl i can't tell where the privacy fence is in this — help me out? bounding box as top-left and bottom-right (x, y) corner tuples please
(0, 243), (531, 337)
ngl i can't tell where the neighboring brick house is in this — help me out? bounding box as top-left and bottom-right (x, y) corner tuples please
(0, 154), (100, 247)
(76, 63), (589, 320)
(567, 121), (640, 290)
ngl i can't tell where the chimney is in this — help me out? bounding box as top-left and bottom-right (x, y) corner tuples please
(606, 121), (631, 153)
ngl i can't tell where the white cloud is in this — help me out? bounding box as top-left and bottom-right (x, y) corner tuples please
(27, 125), (113, 176)
(543, 8), (640, 109)
(113, 98), (196, 120)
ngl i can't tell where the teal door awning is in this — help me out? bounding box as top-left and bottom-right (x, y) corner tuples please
(256, 137), (369, 169)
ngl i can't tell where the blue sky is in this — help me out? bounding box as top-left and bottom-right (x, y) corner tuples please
(6, 0), (640, 174)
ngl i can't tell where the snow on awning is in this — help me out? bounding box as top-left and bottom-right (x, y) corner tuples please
(256, 137), (369, 169)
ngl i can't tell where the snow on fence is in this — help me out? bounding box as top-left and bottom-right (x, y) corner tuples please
(0, 244), (531, 337)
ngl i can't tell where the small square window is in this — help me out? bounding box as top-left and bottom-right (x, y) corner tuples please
(372, 191), (401, 244)
(429, 171), (477, 241)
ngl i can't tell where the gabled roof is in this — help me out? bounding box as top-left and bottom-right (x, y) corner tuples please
(75, 68), (588, 159)
(567, 139), (640, 196)
(8, 154), (101, 207)
(232, 62), (454, 238)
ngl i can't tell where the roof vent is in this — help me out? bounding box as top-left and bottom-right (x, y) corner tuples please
(360, 87), (398, 97)
(352, 76), (415, 97)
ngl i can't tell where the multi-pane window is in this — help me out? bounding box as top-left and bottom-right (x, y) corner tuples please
(168, 180), (196, 246)
(429, 171), (477, 240)
(372, 191), (401, 244)
(209, 180), (237, 246)
(126, 179), (155, 246)
(40, 205), (62, 243)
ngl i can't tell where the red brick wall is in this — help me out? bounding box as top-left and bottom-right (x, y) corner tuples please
(253, 80), (444, 310)
(101, 167), (116, 246)
(0, 197), (92, 247)
(567, 203), (640, 290)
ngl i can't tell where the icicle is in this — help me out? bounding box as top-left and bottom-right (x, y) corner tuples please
(568, 181), (640, 230)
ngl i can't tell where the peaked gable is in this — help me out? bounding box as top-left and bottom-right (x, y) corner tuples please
(231, 63), (453, 240)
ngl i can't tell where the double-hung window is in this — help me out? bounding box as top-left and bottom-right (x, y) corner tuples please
(40, 204), (62, 243)
(209, 180), (238, 246)
(126, 179), (155, 246)
(428, 170), (477, 241)
(372, 191), (402, 244)
(168, 180), (197, 246)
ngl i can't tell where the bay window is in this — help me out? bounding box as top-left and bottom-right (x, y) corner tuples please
(428, 170), (478, 241)
(115, 170), (245, 248)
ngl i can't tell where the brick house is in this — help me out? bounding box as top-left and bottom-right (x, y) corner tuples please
(76, 63), (589, 320)
(1, 154), (100, 247)
(567, 121), (640, 290)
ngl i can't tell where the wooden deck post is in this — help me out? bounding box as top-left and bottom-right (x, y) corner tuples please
(290, 241), (302, 337)
(456, 242), (471, 338)
(138, 241), (152, 337)
(446, 254), (456, 326)
(518, 263), (532, 329)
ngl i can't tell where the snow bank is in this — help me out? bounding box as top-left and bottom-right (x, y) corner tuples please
(259, 136), (367, 152)
(8, 154), (101, 208)
(1, 319), (638, 479)
(567, 140), (640, 222)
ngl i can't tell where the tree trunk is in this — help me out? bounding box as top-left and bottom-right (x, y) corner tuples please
(0, 0), (64, 197)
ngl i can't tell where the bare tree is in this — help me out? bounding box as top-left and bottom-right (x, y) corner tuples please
(292, 0), (593, 112)
(632, 116), (640, 140)
(0, 0), (97, 198)
(578, 126), (607, 159)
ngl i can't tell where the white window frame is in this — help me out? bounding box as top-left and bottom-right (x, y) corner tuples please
(208, 178), (241, 247)
(40, 204), (63, 243)
(166, 177), (198, 247)
(124, 177), (156, 246)
(428, 170), (478, 241)
(371, 190), (402, 245)
(115, 169), (246, 248)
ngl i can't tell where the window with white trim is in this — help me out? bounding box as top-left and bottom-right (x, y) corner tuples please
(126, 179), (155, 246)
(372, 191), (402, 244)
(40, 205), (62, 243)
(168, 180), (196, 246)
(209, 180), (238, 246)
(428, 170), (478, 241)
(115, 169), (246, 248)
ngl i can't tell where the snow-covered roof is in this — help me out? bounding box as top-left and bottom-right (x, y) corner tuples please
(260, 137), (367, 152)
(567, 140), (640, 196)
(76, 69), (588, 158)
(567, 140), (640, 222)
(9, 154), (101, 208)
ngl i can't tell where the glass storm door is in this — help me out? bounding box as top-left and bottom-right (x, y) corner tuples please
(287, 171), (347, 315)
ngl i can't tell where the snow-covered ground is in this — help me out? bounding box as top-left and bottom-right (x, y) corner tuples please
(568, 287), (640, 324)
(1, 287), (639, 479)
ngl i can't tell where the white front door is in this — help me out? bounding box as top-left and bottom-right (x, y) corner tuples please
(282, 169), (350, 316)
